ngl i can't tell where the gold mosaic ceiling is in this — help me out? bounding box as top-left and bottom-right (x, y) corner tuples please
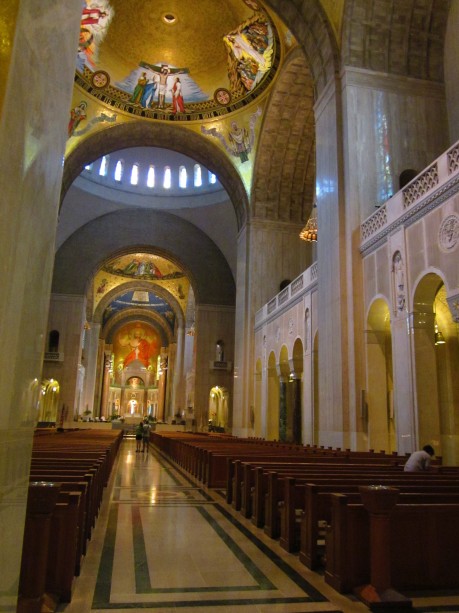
(77, 0), (280, 121)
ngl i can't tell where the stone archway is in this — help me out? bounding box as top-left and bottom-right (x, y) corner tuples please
(61, 121), (249, 228)
(365, 297), (395, 453)
(412, 274), (459, 464)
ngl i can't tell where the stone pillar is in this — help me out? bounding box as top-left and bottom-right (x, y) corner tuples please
(0, 37), (82, 603)
(410, 311), (441, 450)
(81, 322), (101, 416)
(99, 353), (111, 419)
(291, 375), (302, 445)
(171, 323), (185, 416)
(314, 75), (349, 449)
(278, 377), (287, 442)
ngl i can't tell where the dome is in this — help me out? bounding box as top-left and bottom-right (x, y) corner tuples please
(76, 0), (279, 121)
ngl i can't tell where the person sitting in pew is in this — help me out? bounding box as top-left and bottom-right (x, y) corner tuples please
(404, 444), (435, 472)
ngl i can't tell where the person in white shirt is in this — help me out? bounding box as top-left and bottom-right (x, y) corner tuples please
(404, 445), (434, 472)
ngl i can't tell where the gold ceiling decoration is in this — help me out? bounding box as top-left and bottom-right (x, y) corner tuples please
(75, 0), (280, 122)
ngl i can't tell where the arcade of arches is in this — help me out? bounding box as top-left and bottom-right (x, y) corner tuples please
(1, 0), (459, 608)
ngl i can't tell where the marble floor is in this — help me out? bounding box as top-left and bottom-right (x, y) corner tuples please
(58, 440), (459, 613)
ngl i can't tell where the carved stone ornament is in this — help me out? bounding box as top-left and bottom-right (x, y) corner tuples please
(288, 318), (294, 335)
(392, 251), (406, 313)
(438, 213), (459, 253)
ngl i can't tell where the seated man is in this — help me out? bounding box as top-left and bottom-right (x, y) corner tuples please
(404, 444), (435, 472)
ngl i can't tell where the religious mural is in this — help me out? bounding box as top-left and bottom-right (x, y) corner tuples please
(74, 0), (279, 121)
(201, 107), (261, 163)
(92, 253), (189, 317)
(114, 322), (159, 370)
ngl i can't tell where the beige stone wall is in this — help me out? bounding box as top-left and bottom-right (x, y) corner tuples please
(361, 168), (459, 457)
(193, 305), (235, 431)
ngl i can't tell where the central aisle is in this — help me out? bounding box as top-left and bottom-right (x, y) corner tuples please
(56, 440), (384, 612)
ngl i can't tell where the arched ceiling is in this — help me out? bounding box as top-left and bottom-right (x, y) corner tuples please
(62, 120), (249, 228)
(252, 47), (315, 222)
(52, 208), (235, 307)
(341, 0), (450, 81)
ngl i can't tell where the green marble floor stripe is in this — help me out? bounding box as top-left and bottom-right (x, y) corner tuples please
(92, 503), (119, 608)
(196, 505), (276, 591)
(132, 505), (152, 593)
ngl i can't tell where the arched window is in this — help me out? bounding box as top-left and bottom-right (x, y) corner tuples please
(114, 159), (124, 182)
(179, 166), (187, 188)
(163, 166), (171, 189)
(208, 170), (217, 184)
(147, 165), (155, 188)
(130, 163), (139, 186)
(99, 155), (109, 176)
(48, 330), (60, 353)
(194, 164), (202, 187)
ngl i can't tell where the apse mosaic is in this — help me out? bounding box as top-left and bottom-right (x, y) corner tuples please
(75, 0), (280, 122)
(93, 253), (189, 315)
(102, 291), (176, 328)
(113, 321), (160, 370)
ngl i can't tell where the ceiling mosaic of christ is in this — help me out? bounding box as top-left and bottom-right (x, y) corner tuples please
(75, 0), (280, 121)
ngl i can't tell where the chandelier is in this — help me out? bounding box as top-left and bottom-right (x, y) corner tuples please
(299, 203), (318, 242)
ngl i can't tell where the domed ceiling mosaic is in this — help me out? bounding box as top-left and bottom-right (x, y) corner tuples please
(76, 0), (280, 122)
(92, 253), (190, 324)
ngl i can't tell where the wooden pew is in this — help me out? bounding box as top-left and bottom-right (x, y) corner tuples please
(293, 479), (459, 569)
(262, 472), (459, 542)
(324, 492), (459, 593)
(18, 430), (123, 611)
(17, 482), (62, 613)
(235, 459), (403, 517)
(45, 491), (81, 602)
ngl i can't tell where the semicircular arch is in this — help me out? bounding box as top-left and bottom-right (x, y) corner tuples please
(52, 209), (235, 307)
(62, 121), (249, 228)
(103, 308), (173, 347)
(92, 279), (185, 328)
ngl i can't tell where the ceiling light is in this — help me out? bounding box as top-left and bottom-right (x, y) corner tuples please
(162, 13), (177, 24)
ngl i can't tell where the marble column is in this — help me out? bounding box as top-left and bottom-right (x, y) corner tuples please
(81, 322), (101, 416)
(291, 375), (302, 445)
(278, 377), (287, 442)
